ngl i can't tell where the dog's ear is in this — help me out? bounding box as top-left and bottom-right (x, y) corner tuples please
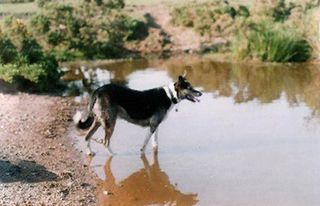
(182, 69), (187, 78)
(178, 70), (187, 82)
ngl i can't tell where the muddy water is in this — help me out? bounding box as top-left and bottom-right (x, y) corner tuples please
(67, 57), (320, 206)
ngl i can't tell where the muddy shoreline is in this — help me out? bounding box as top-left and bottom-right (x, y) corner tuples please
(0, 93), (98, 205)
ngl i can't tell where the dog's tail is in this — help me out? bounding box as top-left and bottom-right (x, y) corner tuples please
(73, 91), (98, 129)
(73, 111), (94, 129)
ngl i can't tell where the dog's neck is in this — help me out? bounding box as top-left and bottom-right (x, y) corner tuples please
(163, 83), (179, 104)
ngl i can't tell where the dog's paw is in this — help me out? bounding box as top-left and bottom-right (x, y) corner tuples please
(109, 152), (116, 156)
(152, 144), (158, 150)
(107, 147), (117, 157)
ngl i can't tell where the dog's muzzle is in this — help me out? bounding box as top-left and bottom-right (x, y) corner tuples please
(186, 88), (202, 103)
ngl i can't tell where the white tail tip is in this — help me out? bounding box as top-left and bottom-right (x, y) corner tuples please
(73, 111), (82, 124)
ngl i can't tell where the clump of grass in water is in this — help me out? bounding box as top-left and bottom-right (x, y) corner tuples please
(233, 22), (312, 62)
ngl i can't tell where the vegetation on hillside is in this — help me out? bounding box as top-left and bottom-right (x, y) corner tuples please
(170, 0), (319, 62)
(0, 0), (319, 92)
(30, 0), (146, 60)
(0, 27), (61, 91)
(0, 0), (147, 91)
(171, 1), (249, 37)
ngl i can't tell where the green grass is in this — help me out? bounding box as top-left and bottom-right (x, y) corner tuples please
(232, 22), (312, 62)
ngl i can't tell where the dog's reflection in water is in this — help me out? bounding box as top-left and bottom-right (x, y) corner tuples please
(98, 153), (198, 206)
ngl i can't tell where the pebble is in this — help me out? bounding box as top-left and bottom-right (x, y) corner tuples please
(67, 181), (73, 187)
(59, 188), (70, 199)
(48, 183), (57, 188)
(60, 171), (73, 179)
(103, 190), (113, 196)
(80, 183), (94, 191)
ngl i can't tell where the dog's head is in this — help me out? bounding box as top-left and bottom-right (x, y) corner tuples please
(175, 74), (202, 103)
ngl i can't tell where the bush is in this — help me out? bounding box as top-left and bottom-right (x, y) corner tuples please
(0, 56), (62, 91)
(170, 2), (250, 37)
(0, 31), (62, 91)
(104, 0), (125, 9)
(30, 14), (51, 33)
(272, 0), (295, 22)
(0, 38), (17, 64)
(123, 17), (148, 41)
(29, 0), (142, 60)
(0, 63), (45, 83)
(20, 38), (43, 64)
(36, 0), (50, 8)
(232, 22), (312, 62)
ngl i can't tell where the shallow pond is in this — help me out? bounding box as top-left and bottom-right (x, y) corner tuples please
(66, 56), (320, 206)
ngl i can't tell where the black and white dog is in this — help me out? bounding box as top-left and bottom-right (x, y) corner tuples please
(75, 74), (202, 156)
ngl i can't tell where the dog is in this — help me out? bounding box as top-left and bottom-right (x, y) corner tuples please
(74, 73), (202, 156)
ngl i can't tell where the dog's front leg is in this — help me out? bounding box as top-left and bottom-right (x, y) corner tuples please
(141, 111), (165, 153)
(152, 128), (159, 152)
(140, 128), (155, 154)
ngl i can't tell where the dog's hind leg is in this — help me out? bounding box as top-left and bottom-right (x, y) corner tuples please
(84, 119), (101, 156)
(94, 97), (117, 156)
(102, 120), (116, 156)
(101, 107), (117, 156)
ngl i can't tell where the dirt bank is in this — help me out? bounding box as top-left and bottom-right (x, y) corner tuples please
(125, 3), (228, 57)
(0, 93), (98, 205)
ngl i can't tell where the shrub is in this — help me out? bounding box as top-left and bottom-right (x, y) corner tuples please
(104, 0), (125, 9)
(170, 2), (249, 37)
(123, 17), (148, 41)
(0, 38), (17, 64)
(232, 22), (312, 62)
(0, 55), (62, 91)
(272, 0), (295, 22)
(20, 38), (43, 64)
(29, 0), (142, 60)
(30, 14), (51, 33)
(36, 0), (50, 8)
(0, 31), (62, 91)
(0, 63), (45, 84)
(238, 5), (250, 18)
(36, 54), (62, 91)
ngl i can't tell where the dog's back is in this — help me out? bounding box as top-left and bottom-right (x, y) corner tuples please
(95, 84), (172, 120)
